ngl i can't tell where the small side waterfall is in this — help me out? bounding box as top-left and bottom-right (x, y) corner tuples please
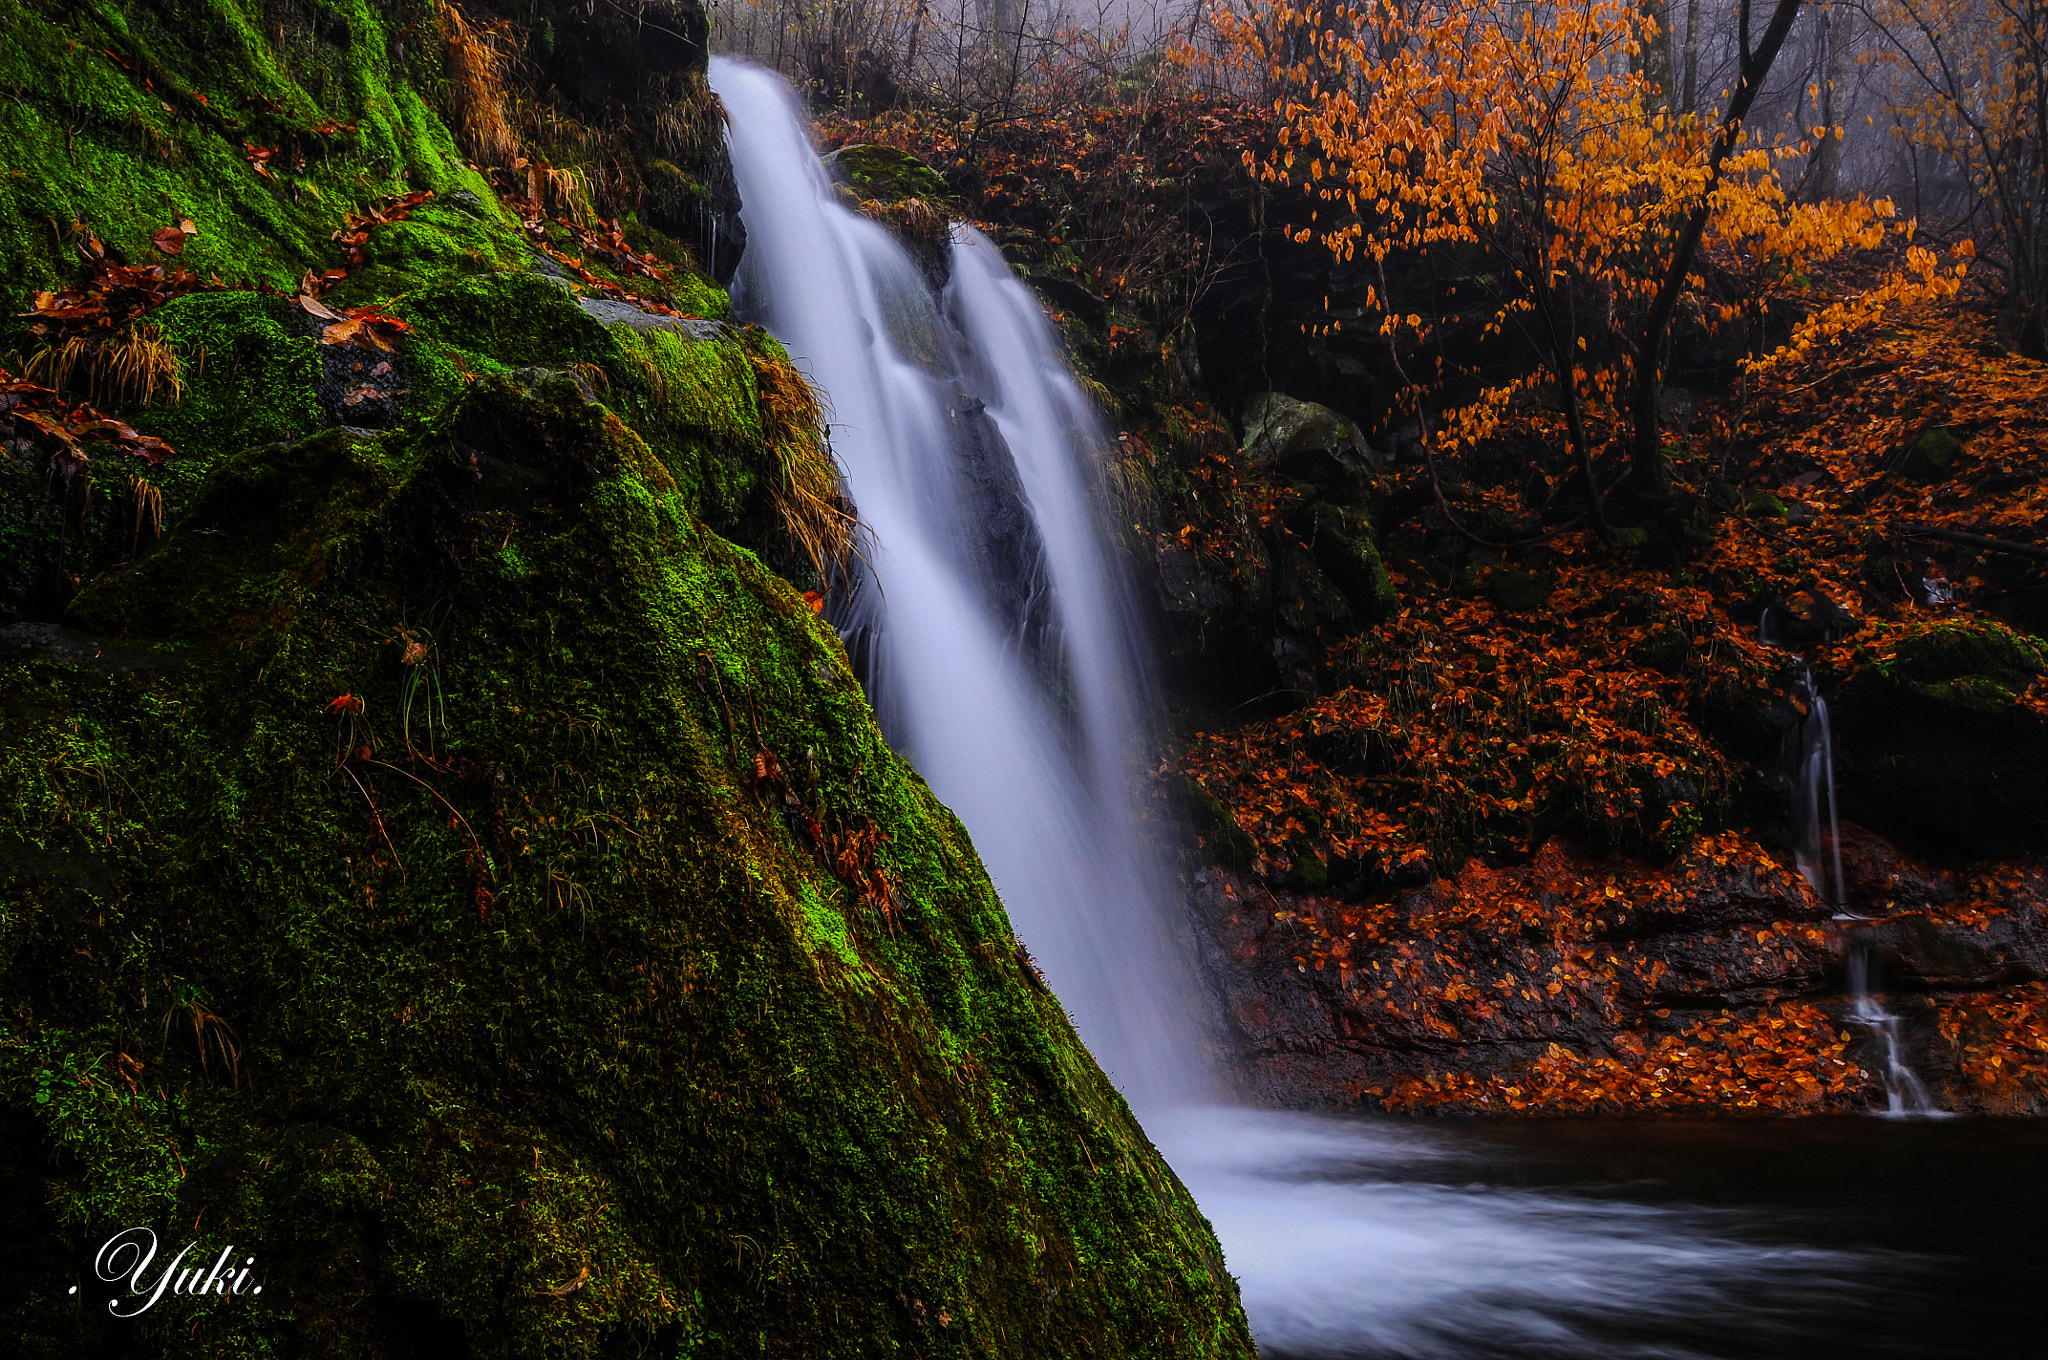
(1786, 662), (1850, 914)
(1761, 610), (1939, 1117)
(1845, 945), (1938, 1117)
(1761, 610), (1850, 912)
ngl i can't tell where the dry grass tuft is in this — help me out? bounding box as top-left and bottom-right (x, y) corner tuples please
(749, 351), (861, 586)
(26, 323), (183, 407)
(653, 69), (725, 166)
(863, 197), (952, 255)
(127, 474), (163, 556)
(101, 324), (183, 406)
(440, 0), (518, 167)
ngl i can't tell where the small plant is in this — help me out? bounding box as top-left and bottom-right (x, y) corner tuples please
(748, 351), (862, 586)
(439, 0), (518, 167)
(161, 992), (240, 1087)
(126, 474), (163, 556)
(24, 323), (182, 408)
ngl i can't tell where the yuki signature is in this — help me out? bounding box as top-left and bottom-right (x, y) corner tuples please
(73, 1227), (262, 1318)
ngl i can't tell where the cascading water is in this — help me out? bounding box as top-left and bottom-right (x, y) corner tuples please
(1760, 610), (1939, 1117)
(1760, 610), (1850, 912)
(1786, 662), (1851, 914)
(712, 57), (1205, 1107)
(1846, 947), (1937, 1118)
(712, 57), (1900, 1353)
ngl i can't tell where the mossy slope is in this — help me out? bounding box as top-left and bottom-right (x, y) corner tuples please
(0, 373), (1250, 1358)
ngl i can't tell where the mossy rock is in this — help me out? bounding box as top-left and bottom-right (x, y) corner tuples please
(0, 374), (1252, 1358)
(1743, 488), (1788, 520)
(1240, 392), (1384, 492)
(1836, 620), (2048, 857)
(1900, 426), (1963, 479)
(825, 144), (953, 205)
(143, 292), (328, 485)
(323, 201), (529, 307)
(0, 0), (501, 309)
(1489, 564), (1550, 615)
(1298, 502), (1395, 622)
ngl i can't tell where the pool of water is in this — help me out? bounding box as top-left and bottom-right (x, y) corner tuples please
(1157, 1107), (2048, 1359)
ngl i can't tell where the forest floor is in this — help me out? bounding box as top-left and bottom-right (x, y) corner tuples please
(1164, 297), (2048, 1115)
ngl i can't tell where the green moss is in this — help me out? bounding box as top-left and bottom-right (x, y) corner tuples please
(1837, 618), (2048, 856)
(141, 292), (327, 494)
(396, 272), (614, 370)
(0, 0), (508, 311)
(605, 322), (770, 518)
(325, 200), (531, 307)
(669, 268), (733, 321)
(827, 144), (953, 204)
(1882, 618), (2046, 690)
(2, 374), (1251, 1359)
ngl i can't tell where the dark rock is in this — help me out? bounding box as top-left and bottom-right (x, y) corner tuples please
(1763, 589), (1859, 647)
(1859, 905), (2048, 990)
(1900, 425), (1963, 479)
(1240, 391), (1387, 487)
(1835, 619), (2048, 857)
(1390, 859), (1433, 887)
(1029, 275), (1109, 330)
(1656, 386), (1699, 435)
(1834, 821), (1958, 915)
(1297, 502), (1395, 621)
(1490, 565), (1550, 614)
(577, 296), (725, 338)
(0, 623), (183, 675)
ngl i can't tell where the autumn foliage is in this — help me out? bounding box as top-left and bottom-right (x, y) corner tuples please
(1216, 0), (1969, 530)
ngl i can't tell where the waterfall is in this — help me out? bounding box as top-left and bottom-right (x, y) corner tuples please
(711, 57), (1206, 1109)
(1760, 610), (1940, 1117)
(711, 58), (1895, 1351)
(1844, 944), (1938, 1117)
(1761, 610), (1850, 913)
(1787, 661), (1851, 914)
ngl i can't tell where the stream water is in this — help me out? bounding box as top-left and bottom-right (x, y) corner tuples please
(1761, 610), (1940, 1117)
(709, 59), (2009, 1357)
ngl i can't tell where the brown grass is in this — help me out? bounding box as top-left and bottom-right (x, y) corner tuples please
(439, 0), (518, 167)
(861, 197), (952, 256)
(25, 323), (182, 407)
(127, 474), (163, 556)
(749, 351), (862, 585)
(652, 69), (725, 165)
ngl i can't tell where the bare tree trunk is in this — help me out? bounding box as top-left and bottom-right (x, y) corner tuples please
(1681, 0), (1700, 113)
(1531, 282), (1615, 543)
(1641, 0), (1675, 107)
(1813, 1), (1851, 198)
(1632, 0), (1808, 503)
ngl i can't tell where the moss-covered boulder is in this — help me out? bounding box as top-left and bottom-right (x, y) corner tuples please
(825, 144), (953, 205)
(1240, 391), (1385, 489)
(0, 374), (1250, 1358)
(1835, 619), (2048, 858)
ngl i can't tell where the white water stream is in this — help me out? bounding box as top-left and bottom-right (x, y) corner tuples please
(1760, 610), (1940, 1118)
(711, 57), (1891, 1354)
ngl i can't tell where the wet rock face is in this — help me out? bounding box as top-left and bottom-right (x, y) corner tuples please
(1186, 829), (2048, 1115)
(1240, 392), (1386, 486)
(1189, 837), (1839, 1108)
(1834, 620), (2048, 858)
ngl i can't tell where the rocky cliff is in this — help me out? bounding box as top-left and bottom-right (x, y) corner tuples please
(0, 3), (1252, 1355)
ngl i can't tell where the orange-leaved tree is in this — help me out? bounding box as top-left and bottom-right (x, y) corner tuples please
(1217, 0), (1961, 540)
(1867, 0), (2048, 355)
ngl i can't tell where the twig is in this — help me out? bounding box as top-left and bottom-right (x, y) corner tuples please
(338, 765), (406, 879)
(361, 757), (485, 861)
(1895, 524), (2048, 562)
